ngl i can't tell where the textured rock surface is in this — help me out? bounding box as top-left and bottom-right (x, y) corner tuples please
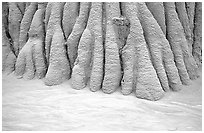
(124, 2), (164, 100)
(45, 2), (65, 65)
(138, 3), (169, 92)
(4, 51), (17, 75)
(44, 25), (70, 85)
(67, 2), (91, 70)
(8, 2), (23, 56)
(145, 2), (166, 35)
(2, 2), (202, 101)
(176, 2), (193, 54)
(62, 2), (79, 39)
(71, 29), (92, 90)
(102, 2), (122, 94)
(89, 2), (104, 92)
(193, 2), (202, 67)
(112, 16), (133, 95)
(138, 3), (182, 91)
(164, 2), (191, 85)
(15, 3), (47, 79)
(18, 2), (37, 51)
(2, 2), (11, 71)
(44, 2), (52, 31)
(185, 2), (195, 39)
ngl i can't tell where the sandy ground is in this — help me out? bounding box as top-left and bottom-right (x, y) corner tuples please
(2, 69), (202, 131)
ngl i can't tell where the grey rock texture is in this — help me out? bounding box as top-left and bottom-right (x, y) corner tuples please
(45, 2), (65, 65)
(185, 2), (195, 39)
(112, 16), (133, 95)
(67, 2), (91, 70)
(71, 29), (92, 90)
(124, 2), (164, 100)
(102, 2), (122, 94)
(62, 2), (79, 39)
(44, 25), (70, 85)
(164, 2), (191, 85)
(193, 2), (202, 67)
(15, 3), (47, 79)
(2, 2), (10, 71)
(8, 2), (23, 56)
(2, 2), (202, 101)
(89, 2), (104, 92)
(138, 2), (169, 92)
(44, 2), (52, 31)
(145, 2), (166, 35)
(72, 2), (104, 91)
(4, 51), (17, 74)
(18, 2), (37, 51)
(176, 2), (193, 54)
(15, 2), (26, 15)
(138, 3), (182, 91)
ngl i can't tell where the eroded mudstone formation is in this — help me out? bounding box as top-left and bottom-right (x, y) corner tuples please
(62, 2), (79, 39)
(45, 2), (65, 65)
(19, 2), (37, 51)
(145, 2), (166, 35)
(8, 2), (23, 56)
(176, 2), (193, 54)
(89, 3), (104, 92)
(112, 16), (132, 95)
(67, 2), (91, 70)
(2, 2), (202, 101)
(44, 25), (70, 85)
(15, 3), (47, 79)
(72, 2), (101, 90)
(138, 2), (182, 92)
(193, 2), (202, 67)
(124, 2), (164, 100)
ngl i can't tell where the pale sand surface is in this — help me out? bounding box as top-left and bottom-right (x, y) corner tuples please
(2, 70), (202, 131)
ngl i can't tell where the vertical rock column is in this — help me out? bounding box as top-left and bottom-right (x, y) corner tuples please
(185, 2), (195, 45)
(193, 2), (202, 67)
(72, 3), (104, 90)
(112, 15), (134, 95)
(67, 2), (91, 70)
(137, 2), (169, 92)
(62, 2), (79, 39)
(171, 3), (198, 80)
(44, 2), (52, 32)
(2, 2), (10, 71)
(89, 2), (104, 92)
(145, 2), (166, 35)
(124, 2), (164, 100)
(137, 2), (182, 91)
(175, 2), (193, 54)
(164, 2), (191, 84)
(4, 2), (23, 74)
(18, 2), (37, 51)
(8, 2), (23, 56)
(15, 3), (47, 79)
(45, 2), (65, 65)
(44, 2), (71, 85)
(102, 2), (122, 94)
(32, 3), (47, 79)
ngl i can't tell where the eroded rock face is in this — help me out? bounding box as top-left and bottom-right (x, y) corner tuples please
(112, 16), (133, 95)
(124, 2), (164, 101)
(44, 25), (70, 85)
(18, 2), (37, 51)
(193, 2), (202, 67)
(145, 2), (166, 35)
(15, 3), (47, 80)
(102, 2), (122, 94)
(89, 2), (104, 92)
(2, 2), (202, 101)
